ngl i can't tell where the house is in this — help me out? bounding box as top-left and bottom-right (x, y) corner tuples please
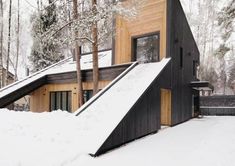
(0, 0), (213, 156)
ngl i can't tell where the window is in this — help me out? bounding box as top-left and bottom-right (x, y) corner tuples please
(83, 90), (93, 103)
(193, 60), (198, 77)
(180, 47), (183, 68)
(50, 91), (72, 112)
(133, 33), (160, 63)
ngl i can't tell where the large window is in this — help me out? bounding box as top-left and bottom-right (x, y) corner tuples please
(133, 33), (160, 63)
(50, 91), (72, 112)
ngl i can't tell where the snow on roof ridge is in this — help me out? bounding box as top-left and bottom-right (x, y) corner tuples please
(0, 57), (72, 93)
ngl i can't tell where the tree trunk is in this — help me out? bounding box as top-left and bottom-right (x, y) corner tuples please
(0, 0), (3, 88)
(6, 0), (12, 85)
(72, 0), (84, 107)
(92, 0), (99, 95)
(15, 0), (20, 81)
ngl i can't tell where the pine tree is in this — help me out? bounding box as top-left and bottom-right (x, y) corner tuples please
(30, 0), (64, 71)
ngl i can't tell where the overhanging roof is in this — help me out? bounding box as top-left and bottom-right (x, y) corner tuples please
(190, 81), (214, 91)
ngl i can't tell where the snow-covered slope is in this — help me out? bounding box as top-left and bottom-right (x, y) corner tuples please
(75, 58), (171, 155)
(0, 109), (234, 166)
(0, 50), (111, 99)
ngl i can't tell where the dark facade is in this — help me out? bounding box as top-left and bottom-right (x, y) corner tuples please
(94, 65), (169, 156)
(167, 0), (200, 125)
(92, 0), (201, 156)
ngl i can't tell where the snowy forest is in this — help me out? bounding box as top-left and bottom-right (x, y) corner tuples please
(0, 0), (234, 95)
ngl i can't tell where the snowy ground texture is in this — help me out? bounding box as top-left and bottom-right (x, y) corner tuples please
(0, 109), (235, 166)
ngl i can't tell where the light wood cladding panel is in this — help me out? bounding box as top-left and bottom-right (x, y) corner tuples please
(115, 0), (167, 64)
(30, 81), (110, 113)
(161, 88), (171, 126)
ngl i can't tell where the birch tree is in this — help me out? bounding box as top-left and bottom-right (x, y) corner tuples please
(5, 0), (12, 85)
(91, 0), (99, 95)
(15, 0), (20, 81)
(0, 0), (3, 88)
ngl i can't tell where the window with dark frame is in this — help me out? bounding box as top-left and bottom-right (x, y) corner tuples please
(180, 47), (183, 68)
(133, 33), (160, 63)
(50, 91), (72, 112)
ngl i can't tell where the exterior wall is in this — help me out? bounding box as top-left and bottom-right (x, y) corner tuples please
(95, 72), (162, 156)
(114, 0), (167, 64)
(30, 81), (110, 113)
(167, 0), (200, 125)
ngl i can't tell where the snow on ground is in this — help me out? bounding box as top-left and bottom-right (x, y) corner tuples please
(0, 109), (235, 166)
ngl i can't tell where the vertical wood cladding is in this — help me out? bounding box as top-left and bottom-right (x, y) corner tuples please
(114, 0), (167, 64)
(161, 88), (172, 125)
(94, 69), (171, 156)
(30, 81), (110, 113)
(167, 0), (200, 125)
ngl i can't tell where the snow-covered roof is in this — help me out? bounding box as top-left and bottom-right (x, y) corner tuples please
(74, 58), (171, 155)
(0, 50), (112, 99)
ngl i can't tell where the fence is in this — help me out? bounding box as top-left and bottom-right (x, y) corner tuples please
(200, 95), (235, 116)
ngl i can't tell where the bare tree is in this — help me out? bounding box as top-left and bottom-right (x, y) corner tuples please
(5, 0), (12, 85)
(15, 0), (20, 81)
(72, 0), (84, 106)
(0, 0), (3, 88)
(91, 0), (99, 95)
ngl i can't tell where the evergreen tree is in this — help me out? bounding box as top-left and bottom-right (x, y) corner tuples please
(30, 0), (64, 71)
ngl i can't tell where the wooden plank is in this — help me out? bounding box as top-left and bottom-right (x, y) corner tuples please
(161, 88), (171, 126)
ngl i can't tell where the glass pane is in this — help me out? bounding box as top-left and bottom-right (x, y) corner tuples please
(83, 90), (93, 103)
(67, 92), (72, 112)
(50, 92), (56, 111)
(56, 92), (61, 110)
(136, 35), (159, 63)
(61, 92), (67, 111)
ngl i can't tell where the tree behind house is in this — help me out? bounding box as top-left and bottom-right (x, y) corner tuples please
(30, 0), (64, 72)
(0, 0), (3, 88)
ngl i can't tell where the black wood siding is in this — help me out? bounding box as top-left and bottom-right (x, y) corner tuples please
(0, 76), (47, 108)
(47, 64), (130, 84)
(167, 0), (200, 125)
(94, 69), (169, 156)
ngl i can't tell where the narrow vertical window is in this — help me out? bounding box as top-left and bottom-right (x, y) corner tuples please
(193, 61), (196, 76)
(83, 90), (93, 103)
(180, 47), (183, 68)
